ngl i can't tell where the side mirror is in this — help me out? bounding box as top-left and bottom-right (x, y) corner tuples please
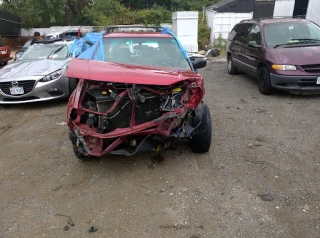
(193, 57), (207, 70)
(248, 41), (260, 48)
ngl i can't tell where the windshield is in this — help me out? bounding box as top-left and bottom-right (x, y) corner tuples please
(264, 22), (320, 47)
(19, 44), (69, 60)
(23, 40), (32, 49)
(103, 37), (191, 69)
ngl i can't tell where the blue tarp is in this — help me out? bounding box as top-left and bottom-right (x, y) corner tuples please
(69, 31), (104, 58)
(76, 27), (190, 64)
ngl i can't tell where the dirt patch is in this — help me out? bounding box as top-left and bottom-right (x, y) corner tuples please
(1, 62), (320, 237)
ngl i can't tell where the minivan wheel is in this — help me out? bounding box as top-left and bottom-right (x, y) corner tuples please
(258, 67), (273, 95)
(227, 56), (238, 75)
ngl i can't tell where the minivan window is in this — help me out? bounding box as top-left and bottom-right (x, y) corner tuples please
(233, 24), (252, 44)
(263, 22), (320, 47)
(247, 24), (261, 46)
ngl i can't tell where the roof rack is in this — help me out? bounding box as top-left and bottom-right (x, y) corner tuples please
(105, 25), (163, 34)
(34, 38), (73, 44)
(241, 15), (306, 22)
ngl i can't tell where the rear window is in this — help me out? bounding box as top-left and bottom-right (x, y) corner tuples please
(0, 41), (5, 47)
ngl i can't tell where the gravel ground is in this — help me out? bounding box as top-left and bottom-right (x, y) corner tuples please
(1, 58), (320, 238)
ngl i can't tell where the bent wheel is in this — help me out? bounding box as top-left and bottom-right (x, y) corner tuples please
(190, 103), (212, 153)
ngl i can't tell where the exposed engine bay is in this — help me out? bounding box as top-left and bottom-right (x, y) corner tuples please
(68, 79), (206, 157)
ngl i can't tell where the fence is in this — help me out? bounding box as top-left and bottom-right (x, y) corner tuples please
(0, 10), (21, 37)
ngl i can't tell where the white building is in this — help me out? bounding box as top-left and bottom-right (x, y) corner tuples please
(172, 11), (199, 53)
(271, 0), (320, 25)
(206, 0), (254, 44)
(206, 0), (320, 45)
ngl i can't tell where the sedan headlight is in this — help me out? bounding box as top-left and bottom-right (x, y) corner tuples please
(40, 69), (64, 82)
(272, 65), (296, 71)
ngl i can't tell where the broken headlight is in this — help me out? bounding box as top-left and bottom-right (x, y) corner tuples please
(160, 87), (184, 111)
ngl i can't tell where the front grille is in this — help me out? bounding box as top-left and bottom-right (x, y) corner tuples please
(301, 64), (320, 73)
(135, 95), (162, 125)
(0, 80), (36, 95)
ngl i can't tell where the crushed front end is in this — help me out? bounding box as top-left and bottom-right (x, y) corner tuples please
(67, 78), (204, 158)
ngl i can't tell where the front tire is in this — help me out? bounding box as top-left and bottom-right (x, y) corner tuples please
(190, 103), (212, 153)
(72, 145), (89, 161)
(227, 55), (238, 75)
(258, 66), (273, 95)
(68, 130), (89, 161)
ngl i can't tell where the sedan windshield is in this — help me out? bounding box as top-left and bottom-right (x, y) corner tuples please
(264, 22), (320, 48)
(103, 37), (191, 69)
(19, 44), (69, 60)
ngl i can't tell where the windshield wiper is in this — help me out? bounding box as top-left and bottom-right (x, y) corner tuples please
(274, 39), (320, 48)
(290, 38), (320, 42)
(274, 42), (299, 48)
(47, 46), (64, 59)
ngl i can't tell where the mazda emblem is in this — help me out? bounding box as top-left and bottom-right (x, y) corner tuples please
(11, 81), (18, 87)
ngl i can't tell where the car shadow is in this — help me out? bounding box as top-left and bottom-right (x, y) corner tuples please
(73, 139), (192, 171)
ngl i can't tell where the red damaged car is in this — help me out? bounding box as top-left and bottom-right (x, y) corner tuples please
(0, 40), (12, 66)
(66, 26), (211, 160)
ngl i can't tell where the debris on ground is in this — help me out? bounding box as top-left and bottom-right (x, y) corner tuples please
(160, 188), (166, 193)
(55, 214), (75, 227)
(56, 122), (67, 126)
(247, 142), (263, 147)
(303, 204), (310, 212)
(63, 225), (69, 231)
(205, 48), (220, 57)
(148, 153), (164, 168)
(88, 226), (98, 233)
(258, 194), (274, 202)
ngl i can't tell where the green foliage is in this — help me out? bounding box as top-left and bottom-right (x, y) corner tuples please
(0, 0), (219, 28)
(213, 34), (227, 54)
(135, 9), (171, 26)
(198, 13), (210, 50)
(213, 34), (227, 48)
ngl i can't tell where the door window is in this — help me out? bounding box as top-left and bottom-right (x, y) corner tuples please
(233, 24), (252, 44)
(247, 24), (262, 46)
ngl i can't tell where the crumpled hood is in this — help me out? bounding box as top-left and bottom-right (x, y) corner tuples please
(67, 58), (199, 86)
(0, 59), (70, 79)
(266, 46), (320, 66)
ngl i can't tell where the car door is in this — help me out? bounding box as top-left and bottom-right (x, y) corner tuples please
(242, 24), (262, 78)
(229, 23), (251, 73)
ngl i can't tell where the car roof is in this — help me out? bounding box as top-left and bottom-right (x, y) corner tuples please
(103, 32), (174, 38)
(46, 30), (79, 36)
(241, 17), (311, 25)
(33, 39), (74, 45)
